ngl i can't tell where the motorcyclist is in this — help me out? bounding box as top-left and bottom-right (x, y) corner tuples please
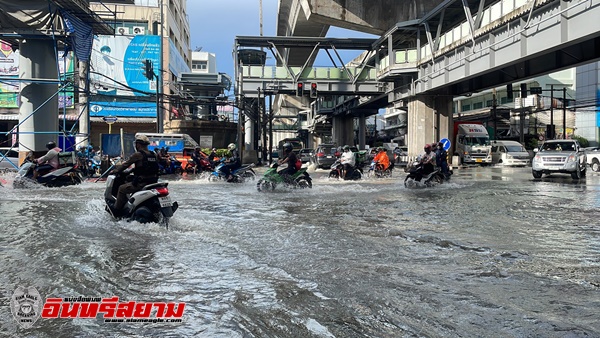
(419, 144), (436, 175)
(207, 147), (218, 167)
(277, 142), (299, 182)
(34, 141), (62, 179)
(373, 147), (391, 172)
(221, 143), (241, 182)
(340, 145), (355, 179)
(109, 134), (159, 216)
(436, 141), (450, 179)
(191, 147), (204, 167)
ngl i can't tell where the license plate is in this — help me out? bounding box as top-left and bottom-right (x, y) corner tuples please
(159, 196), (172, 208)
(327, 156), (332, 158)
(476, 159), (482, 163)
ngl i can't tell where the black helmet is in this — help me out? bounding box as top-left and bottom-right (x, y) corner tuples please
(343, 145), (350, 151)
(46, 141), (56, 150)
(283, 142), (293, 152)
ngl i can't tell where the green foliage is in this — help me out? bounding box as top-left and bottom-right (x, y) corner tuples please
(202, 148), (229, 157)
(571, 135), (589, 148)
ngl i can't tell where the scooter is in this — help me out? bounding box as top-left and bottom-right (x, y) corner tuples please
(186, 156), (213, 174)
(367, 160), (394, 178)
(208, 158), (256, 183)
(159, 155), (183, 175)
(403, 161), (446, 188)
(328, 159), (362, 180)
(14, 152), (83, 188)
(104, 172), (178, 228)
(257, 163), (312, 191)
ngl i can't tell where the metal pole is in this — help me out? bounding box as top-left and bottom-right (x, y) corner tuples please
(563, 87), (567, 139)
(158, 0), (164, 133)
(492, 88), (497, 140)
(550, 84), (554, 139)
(269, 94), (273, 165)
(156, 73), (160, 133)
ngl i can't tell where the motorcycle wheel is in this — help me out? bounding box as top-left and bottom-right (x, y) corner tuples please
(257, 179), (275, 192)
(352, 170), (362, 180)
(328, 171), (339, 179)
(296, 177), (312, 189)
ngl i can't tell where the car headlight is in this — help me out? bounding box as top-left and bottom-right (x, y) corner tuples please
(567, 154), (576, 163)
(533, 155), (541, 162)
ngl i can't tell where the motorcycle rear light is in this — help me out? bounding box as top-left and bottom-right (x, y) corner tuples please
(154, 187), (169, 197)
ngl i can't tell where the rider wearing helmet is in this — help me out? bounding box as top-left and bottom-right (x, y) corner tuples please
(277, 142), (299, 180)
(207, 147), (218, 167)
(34, 141), (63, 179)
(373, 146), (391, 172)
(419, 144), (436, 175)
(435, 141), (450, 179)
(221, 143), (241, 182)
(339, 145), (355, 179)
(110, 134), (159, 216)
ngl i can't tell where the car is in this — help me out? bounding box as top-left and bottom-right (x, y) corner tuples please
(532, 139), (587, 179)
(0, 147), (19, 170)
(312, 144), (339, 169)
(298, 148), (313, 163)
(490, 140), (531, 166)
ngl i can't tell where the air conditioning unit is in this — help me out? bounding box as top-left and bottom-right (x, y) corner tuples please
(132, 26), (146, 35)
(116, 26), (130, 35)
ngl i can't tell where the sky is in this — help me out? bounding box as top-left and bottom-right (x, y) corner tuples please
(187, 0), (377, 90)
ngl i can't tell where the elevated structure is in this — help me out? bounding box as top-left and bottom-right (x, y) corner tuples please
(0, 0), (116, 160)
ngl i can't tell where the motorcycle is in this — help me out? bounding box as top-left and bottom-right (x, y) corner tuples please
(257, 163), (312, 191)
(328, 159), (362, 180)
(158, 155), (183, 175)
(185, 156), (213, 174)
(104, 172), (178, 228)
(208, 158), (256, 183)
(14, 152), (83, 188)
(403, 161), (446, 188)
(367, 160), (394, 178)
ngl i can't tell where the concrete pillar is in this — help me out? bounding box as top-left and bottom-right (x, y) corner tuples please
(332, 115), (353, 147)
(358, 114), (366, 149)
(19, 39), (59, 160)
(76, 60), (89, 148)
(407, 94), (452, 158)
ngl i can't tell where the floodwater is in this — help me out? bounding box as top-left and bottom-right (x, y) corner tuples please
(0, 166), (599, 337)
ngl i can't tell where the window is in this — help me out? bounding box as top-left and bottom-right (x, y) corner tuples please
(472, 102), (483, 109)
(461, 104), (471, 112)
(192, 61), (207, 70)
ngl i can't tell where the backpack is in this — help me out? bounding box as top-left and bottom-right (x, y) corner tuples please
(295, 159), (302, 170)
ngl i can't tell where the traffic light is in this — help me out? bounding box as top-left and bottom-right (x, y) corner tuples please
(143, 59), (154, 80)
(506, 84), (513, 99)
(296, 82), (304, 96)
(310, 83), (317, 98)
(520, 83), (527, 98)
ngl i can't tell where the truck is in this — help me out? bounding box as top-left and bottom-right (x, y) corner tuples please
(453, 122), (492, 165)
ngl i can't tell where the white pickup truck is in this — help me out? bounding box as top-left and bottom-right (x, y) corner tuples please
(585, 147), (600, 172)
(532, 139), (587, 179)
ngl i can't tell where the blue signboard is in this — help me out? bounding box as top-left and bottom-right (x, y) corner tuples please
(90, 101), (156, 117)
(440, 138), (451, 151)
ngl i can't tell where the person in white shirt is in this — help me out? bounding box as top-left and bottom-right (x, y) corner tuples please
(34, 141), (62, 179)
(419, 144), (436, 175)
(339, 145), (355, 179)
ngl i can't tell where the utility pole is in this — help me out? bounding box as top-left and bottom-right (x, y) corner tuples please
(492, 88), (497, 140)
(563, 87), (567, 139)
(550, 84), (554, 139)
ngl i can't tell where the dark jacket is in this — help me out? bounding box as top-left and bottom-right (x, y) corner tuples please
(115, 149), (159, 184)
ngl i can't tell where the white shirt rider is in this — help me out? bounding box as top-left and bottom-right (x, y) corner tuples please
(340, 148), (355, 167)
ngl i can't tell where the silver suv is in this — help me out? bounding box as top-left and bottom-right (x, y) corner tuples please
(532, 140), (587, 179)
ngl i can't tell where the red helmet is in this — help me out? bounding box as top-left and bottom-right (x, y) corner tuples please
(424, 144), (432, 151)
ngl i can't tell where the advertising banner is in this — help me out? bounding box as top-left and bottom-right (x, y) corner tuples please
(90, 35), (161, 97)
(89, 100), (156, 118)
(0, 40), (19, 108)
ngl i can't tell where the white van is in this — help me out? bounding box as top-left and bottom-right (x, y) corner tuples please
(490, 140), (531, 166)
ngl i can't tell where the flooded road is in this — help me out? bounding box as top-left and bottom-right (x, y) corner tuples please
(0, 166), (599, 337)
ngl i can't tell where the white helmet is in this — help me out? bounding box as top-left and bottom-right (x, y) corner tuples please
(135, 134), (150, 145)
(228, 143), (236, 151)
